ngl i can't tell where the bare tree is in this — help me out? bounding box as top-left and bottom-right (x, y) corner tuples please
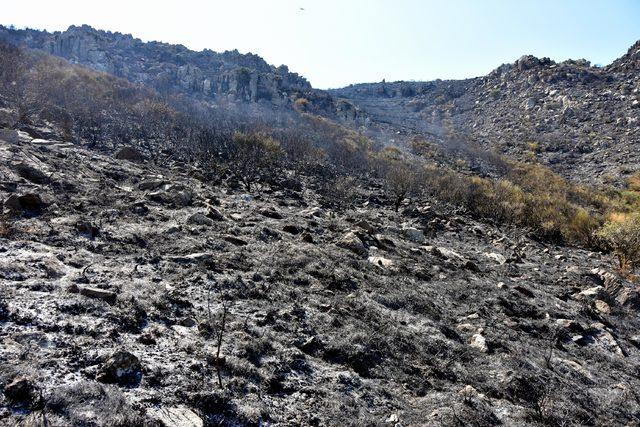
(207, 280), (230, 389)
(228, 132), (284, 192)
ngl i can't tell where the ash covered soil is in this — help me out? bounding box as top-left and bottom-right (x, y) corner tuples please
(1, 129), (640, 426)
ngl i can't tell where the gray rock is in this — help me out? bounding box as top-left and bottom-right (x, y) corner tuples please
(147, 405), (203, 427)
(402, 226), (425, 243)
(0, 128), (19, 143)
(523, 97), (537, 110)
(79, 287), (117, 304)
(337, 231), (367, 255)
(115, 146), (144, 162)
(187, 212), (214, 226)
(4, 193), (46, 214)
(97, 351), (142, 385)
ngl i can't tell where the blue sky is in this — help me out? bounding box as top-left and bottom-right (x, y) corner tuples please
(2, 0), (639, 88)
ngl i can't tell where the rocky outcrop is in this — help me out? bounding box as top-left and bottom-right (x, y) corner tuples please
(0, 25), (312, 106)
(330, 40), (640, 185)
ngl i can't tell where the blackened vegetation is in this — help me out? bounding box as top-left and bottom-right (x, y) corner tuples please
(1, 39), (640, 427)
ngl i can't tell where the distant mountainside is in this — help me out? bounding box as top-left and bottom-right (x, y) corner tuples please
(0, 25), (325, 109)
(331, 42), (640, 184)
(3, 25), (640, 185)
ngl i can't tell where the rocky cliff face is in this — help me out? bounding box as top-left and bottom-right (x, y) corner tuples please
(0, 25), (313, 106)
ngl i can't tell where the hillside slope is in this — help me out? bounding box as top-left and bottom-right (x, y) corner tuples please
(2, 25), (640, 427)
(5, 25), (639, 186)
(332, 43), (640, 185)
(1, 118), (640, 426)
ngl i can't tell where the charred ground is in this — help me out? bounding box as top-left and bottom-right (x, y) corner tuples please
(0, 27), (640, 427)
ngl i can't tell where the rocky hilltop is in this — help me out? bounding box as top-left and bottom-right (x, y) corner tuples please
(0, 25), (313, 106)
(332, 43), (640, 185)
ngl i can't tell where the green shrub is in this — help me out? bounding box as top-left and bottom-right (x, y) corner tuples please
(597, 214), (640, 270)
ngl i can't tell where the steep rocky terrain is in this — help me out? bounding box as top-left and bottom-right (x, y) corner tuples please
(332, 43), (640, 185)
(0, 25), (322, 109)
(5, 25), (639, 186)
(2, 25), (640, 427)
(1, 122), (640, 426)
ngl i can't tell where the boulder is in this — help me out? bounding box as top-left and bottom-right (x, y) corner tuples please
(97, 351), (142, 385)
(582, 324), (624, 356)
(575, 286), (606, 300)
(4, 193), (46, 214)
(368, 255), (394, 268)
(187, 212), (214, 226)
(430, 246), (464, 260)
(0, 128), (19, 144)
(224, 235), (248, 246)
(469, 333), (489, 353)
(3, 376), (37, 404)
(0, 109), (18, 128)
(15, 162), (49, 184)
(260, 208), (283, 219)
(77, 221), (99, 238)
(299, 335), (324, 355)
(169, 253), (214, 264)
(0, 181), (17, 192)
(138, 179), (166, 191)
(484, 252), (506, 264)
(594, 299), (611, 314)
(131, 202), (150, 215)
(402, 227), (425, 243)
(147, 405), (204, 427)
(523, 97), (537, 110)
(79, 287), (117, 304)
(282, 224), (301, 235)
(148, 185), (193, 207)
(616, 288), (640, 309)
(115, 146), (144, 162)
(207, 208), (224, 221)
(355, 220), (377, 234)
(337, 231), (367, 255)
(513, 285), (534, 298)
